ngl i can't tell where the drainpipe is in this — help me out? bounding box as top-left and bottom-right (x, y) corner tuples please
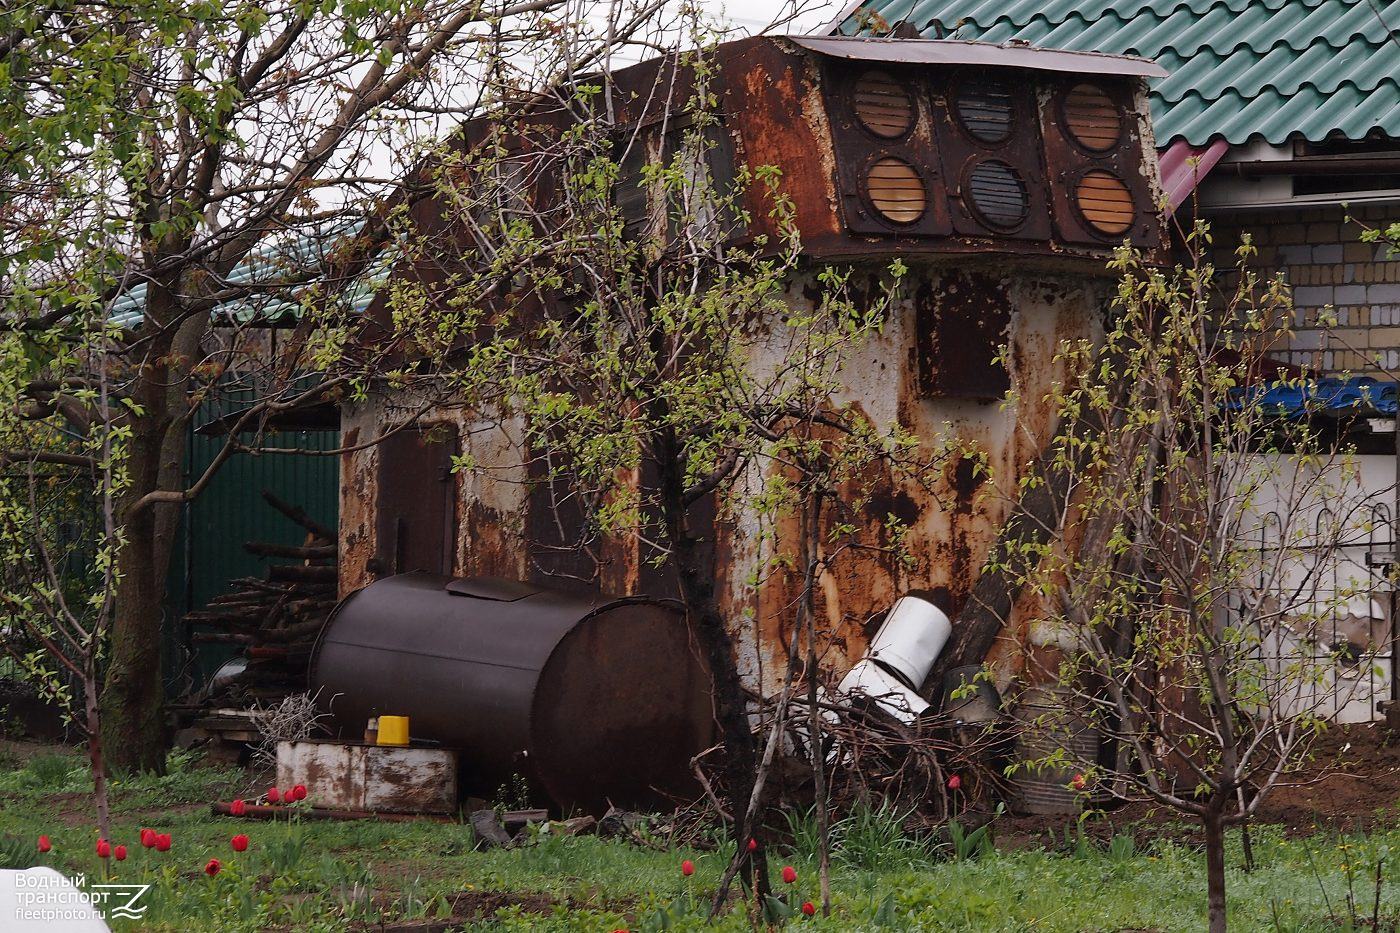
(1226, 157), (1400, 176)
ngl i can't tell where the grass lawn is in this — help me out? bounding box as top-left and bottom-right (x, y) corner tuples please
(0, 744), (1394, 932)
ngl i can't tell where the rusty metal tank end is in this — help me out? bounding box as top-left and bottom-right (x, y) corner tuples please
(309, 573), (716, 816)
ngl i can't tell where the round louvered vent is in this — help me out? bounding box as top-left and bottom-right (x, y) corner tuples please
(955, 80), (1014, 144)
(1063, 84), (1122, 152)
(867, 157), (926, 224)
(1075, 169), (1135, 235)
(966, 160), (1028, 229)
(853, 71), (915, 139)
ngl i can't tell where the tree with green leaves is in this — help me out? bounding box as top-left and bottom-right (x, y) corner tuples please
(997, 224), (1386, 933)
(362, 37), (949, 911)
(0, 0), (699, 776)
(0, 318), (129, 843)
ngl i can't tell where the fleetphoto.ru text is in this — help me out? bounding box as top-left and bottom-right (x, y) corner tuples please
(2, 866), (151, 929)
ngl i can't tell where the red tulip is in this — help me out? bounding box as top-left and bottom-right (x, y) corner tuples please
(140, 828), (156, 848)
(1071, 773), (1087, 791)
(230, 834), (249, 853)
(681, 859), (695, 876)
(802, 901), (816, 916)
(781, 865), (797, 884)
(204, 858), (221, 877)
(291, 783), (307, 802)
(746, 838), (758, 852)
(114, 845), (127, 862)
(267, 788), (280, 804)
(230, 799), (246, 816)
(948, 774), (962, 791)
(37, 835), (51, 854)
(155, 833), (171, 852)
(95, 839), (110, 859)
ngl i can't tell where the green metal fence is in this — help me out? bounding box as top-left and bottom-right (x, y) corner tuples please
(165, 390), (339, 695)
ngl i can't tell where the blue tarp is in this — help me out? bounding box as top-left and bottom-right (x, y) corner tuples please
(1231, 377), (1399, 418)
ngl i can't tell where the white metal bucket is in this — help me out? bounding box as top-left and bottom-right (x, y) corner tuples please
(837, 658), (930, 724)
(866, 595), (951, 688)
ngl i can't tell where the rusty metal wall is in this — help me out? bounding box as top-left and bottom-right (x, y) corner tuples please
(715, 261), (1109, 694)
(339, 261), (1110, 698)
(337, 35), (1161, 699)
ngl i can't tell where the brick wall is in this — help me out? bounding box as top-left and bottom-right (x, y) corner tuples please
(1202, 202), (1400, 375)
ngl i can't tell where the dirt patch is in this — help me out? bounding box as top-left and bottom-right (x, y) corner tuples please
(991, 721), (1400, 850)
(1253, 722), (1400, 833)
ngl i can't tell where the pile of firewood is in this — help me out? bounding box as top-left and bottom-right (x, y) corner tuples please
(182, 491), (338, 703)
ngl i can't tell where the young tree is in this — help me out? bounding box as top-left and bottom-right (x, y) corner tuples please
(0, 0), (689, 773)
(0, 319), (128, 842)
(999, 224), (1386, 933)
(367, 34), (949, 906)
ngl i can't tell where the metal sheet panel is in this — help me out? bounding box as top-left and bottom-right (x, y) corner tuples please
(179, 414), (340, 612)
(913, 272), (1011, 399)
(277, 740), (458, 814)
(171, 385), (340, 687)
(788, 36), (1166, 78)
(373, 426), (456, 576)
(1158, 138), (1230, 209)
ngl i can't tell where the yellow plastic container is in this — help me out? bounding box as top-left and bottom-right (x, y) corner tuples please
(377, 715), (410, 746)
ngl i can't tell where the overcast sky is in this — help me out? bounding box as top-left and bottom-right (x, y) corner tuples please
(714, 0), (840, 35)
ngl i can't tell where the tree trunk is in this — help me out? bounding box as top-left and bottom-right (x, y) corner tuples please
(650, 425), (769, 905)
(674, 533), (770, 895)
(99, 426), (172, 774)
(1203, 805), (1229, 933)
(84, 658), (111, 865)
(99, 302), (202, 775)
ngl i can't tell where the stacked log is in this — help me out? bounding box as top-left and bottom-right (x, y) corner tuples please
(183, 491), (338, 703)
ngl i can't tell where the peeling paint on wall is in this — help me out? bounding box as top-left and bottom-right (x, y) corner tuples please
(338, 35), (1161, 699)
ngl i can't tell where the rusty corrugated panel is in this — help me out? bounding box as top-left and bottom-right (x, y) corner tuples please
(310, 572), (714, 814)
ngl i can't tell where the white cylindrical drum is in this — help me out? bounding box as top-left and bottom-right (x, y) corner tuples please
(837, 658), (930, 724)
(867, 596), (952, 688)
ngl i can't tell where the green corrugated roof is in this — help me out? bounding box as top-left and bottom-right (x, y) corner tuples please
(837, 0), (1400, 146)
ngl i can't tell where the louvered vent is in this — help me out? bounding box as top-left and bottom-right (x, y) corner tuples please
(1063, 84), (1121, 152)
(1075, 169), (1134, 235)
(867, 157), (926, 223)
(966, 160), (1028, 229)
(853, 71), (914, 139)
(955, 81), (1014, 144)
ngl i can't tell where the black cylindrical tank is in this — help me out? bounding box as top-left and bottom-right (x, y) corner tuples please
(310, 572), (715, 814)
